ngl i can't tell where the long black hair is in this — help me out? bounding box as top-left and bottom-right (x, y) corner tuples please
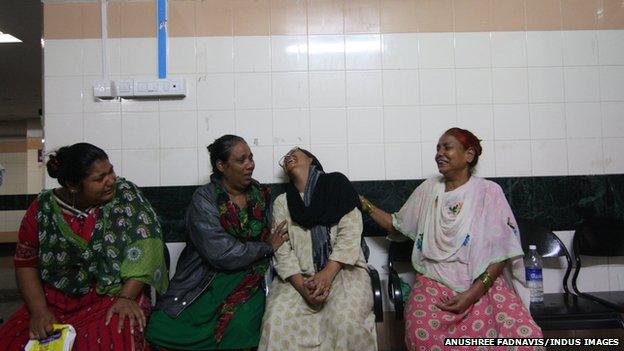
(46, 143), (108, 187)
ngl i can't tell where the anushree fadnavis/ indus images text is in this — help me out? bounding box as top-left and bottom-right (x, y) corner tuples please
(443, 338), (620, 347)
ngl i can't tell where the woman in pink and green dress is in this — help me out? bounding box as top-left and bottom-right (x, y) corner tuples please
(360, 128), (543, 351)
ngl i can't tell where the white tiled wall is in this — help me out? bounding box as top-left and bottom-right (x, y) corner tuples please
(43, 30), (624, 187)
(0, 210), (25, 233)
(40, 31), (624, 304)
(0, 152), (27, 195)
(26, 149), (44, 193)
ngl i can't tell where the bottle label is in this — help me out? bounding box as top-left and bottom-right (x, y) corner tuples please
(525, 268), (542, 281)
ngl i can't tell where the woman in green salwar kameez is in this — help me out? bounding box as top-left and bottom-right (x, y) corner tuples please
(146, 135), (287, 350)
(148, 269), (267, 350)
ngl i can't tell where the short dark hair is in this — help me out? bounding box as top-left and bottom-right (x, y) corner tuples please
(46, 143), (109, 187)
(207, 134), (246, 176)
(444, 127), (482, 170)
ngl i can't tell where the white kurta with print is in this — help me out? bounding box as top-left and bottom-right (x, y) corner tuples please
(259, 193), (377, 351)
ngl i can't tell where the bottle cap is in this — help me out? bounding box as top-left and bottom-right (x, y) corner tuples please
(529, 245), (537, 250)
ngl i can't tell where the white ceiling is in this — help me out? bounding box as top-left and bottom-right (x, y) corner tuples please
(0, 0), (42, 122)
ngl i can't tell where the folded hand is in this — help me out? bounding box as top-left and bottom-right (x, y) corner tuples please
(301, 279), (329, 306)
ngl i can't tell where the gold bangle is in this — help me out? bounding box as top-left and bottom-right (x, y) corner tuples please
(117, 294), (136, 301)
(479, 271), (494, 290)
(359, 195), (375, 215)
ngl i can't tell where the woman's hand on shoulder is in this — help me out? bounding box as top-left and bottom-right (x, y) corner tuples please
(29, 307), (57, 340)
(434, 289), (480, 314)
(105, 296), (146, 334)
(266, 220), (288, 252)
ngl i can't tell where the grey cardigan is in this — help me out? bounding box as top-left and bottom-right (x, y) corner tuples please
(155, 176), (274, 318)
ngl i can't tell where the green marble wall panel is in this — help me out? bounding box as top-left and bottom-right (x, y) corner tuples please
(2, 175), (623, 242)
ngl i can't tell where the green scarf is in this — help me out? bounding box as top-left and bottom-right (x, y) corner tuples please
(37, 177), (168, 296)
(213, 179), (271, 343)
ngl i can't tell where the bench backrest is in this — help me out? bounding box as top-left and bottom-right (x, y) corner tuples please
(573, 217), (624, 257)
(517, 218), (572, 293)
(572, 217), (624, 296)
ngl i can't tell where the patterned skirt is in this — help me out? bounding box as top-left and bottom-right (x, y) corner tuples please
(0, 284), (151, 351)
(404, 274), (543, 351)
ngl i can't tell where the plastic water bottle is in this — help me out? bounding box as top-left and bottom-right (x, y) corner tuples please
(525, 245), (544, 303)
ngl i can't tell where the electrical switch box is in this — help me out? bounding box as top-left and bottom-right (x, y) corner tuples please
(92, 78), (187, 99)
(112, 78), (186, 98)
(114, 80), (134, 97)
(133, 78), (186, 97)
(92, 80), (114, 99)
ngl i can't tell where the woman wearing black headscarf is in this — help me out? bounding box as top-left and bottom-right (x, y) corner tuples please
(258, 147), (377, 351)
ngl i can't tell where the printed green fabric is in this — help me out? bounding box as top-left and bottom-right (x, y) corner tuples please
(146, 270), (266, 350)
(37, 177), (168, 296)
(145, 180), (271, 349)
(212, 181), (271, 343)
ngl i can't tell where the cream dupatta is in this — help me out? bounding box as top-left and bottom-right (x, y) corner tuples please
(392, 176), (528, 305)
(421, 177), (475, 262)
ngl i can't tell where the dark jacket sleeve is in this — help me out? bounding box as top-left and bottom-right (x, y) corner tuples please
(186, 185), (274, 271)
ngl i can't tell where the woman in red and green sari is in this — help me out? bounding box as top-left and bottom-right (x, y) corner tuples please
(146, 135), (287, 350)
(0, 143), (168, 351)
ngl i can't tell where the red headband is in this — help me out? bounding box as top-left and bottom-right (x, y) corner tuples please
(444, 127), (482, 156)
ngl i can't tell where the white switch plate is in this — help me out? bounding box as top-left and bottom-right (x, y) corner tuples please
(114, 79), (134, 97)
(111, 78), (186, 98)
(92, 80), (114, 99)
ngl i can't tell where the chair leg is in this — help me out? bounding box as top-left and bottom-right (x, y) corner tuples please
(368, 265), (384, 323)
(388, 268), (404, 320)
